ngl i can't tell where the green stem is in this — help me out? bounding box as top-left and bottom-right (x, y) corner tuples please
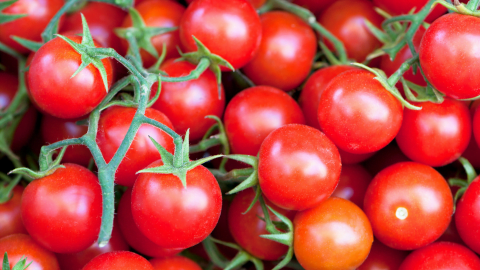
(162, 58), (210, 82)
(189, 137), (221, 153)
(311, 23), (348, 64)
(41, 0), (81, 42)
(466, 0), (480, 11)
(386, 54), (419, 86)
(96, 169), (115, 247)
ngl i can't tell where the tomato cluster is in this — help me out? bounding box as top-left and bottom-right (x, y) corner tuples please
(2, 0), (480, 269)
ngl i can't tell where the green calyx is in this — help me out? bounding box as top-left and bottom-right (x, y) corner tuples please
(9, 146), (68, 180)
(11, 36), (42, 52)
(222, 154), (259, 195)
(3, 253), (32, 270)
(0, 0), (27, 24)
(435, 0), (480, 16)
(203, 237), (264, 270)
(449, 157), (478, 207)
(0, 174), (20, 204)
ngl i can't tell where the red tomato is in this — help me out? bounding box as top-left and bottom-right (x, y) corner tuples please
(455, 176), (480, 254)
(179, 0), (262, 70)
(396, 98), (471, 167)
(358, 240), (409, 270)
(318, 69), (403, 154)
(0, 185), (27, 238)
(150, 256), (202, 270)
(291, 0), (336, 15)
(0, 234), (60, 270)
(373, 0), (446, 23)
(117, 188), (183, 258)
(462, 135), (480, 169)
(364, 162), (453, 250)
(224, 86), (305, 156)
(150, 59), (225, 143)
(318, 0), (384, 62)
(82, 251), (154, 270)
(399, 242), (480, 270)
(0, 0), (64, 53)
(332, 164), (372, 208)
(298, 65), (357, 130)
(40, 115), (91, 167)
(472, 104), (480, 154)
(120, 0), (185, 68)
(185, 0), (266, 9)
(242, 11), (317, 91)
(211, 199), (237, 259)
(437, 218), (465, 245)
(294, 197), (373, 270)
(363, 142), (410, 176)
(55, 221), (129, 270)
(339, 149), (376, 165)
(258, 124), (342, 211)
(96, 106), (175, 187)
(228, 188), (296, 260)
(419, 13), (480, 99)
(27, 35), (113, 119)
(21, 164), (102, 253)
(131, 160), (222, 249)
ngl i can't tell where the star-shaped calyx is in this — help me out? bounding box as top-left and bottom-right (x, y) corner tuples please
(0, 0), (27, 24)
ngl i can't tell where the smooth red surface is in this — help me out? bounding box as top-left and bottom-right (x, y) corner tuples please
(131, 161), (222, 249)
(28, 35), (113, 119)
(224, 86), (305, 156)
(0, 186), (27, 238)
(150, 256), (202, 270)
(373, 0), (447, 23)
(242, 11), (317, 91)
(332, 164), (372, 208)
(358, 240), (409, 270)
(455, 176), (480, 254)
(294, 197), (373, 270)
(364, 162), (453, 250)
(318, 70), (403, 154)
(96, 106), (175, 187)
(82, 251), (154, 270)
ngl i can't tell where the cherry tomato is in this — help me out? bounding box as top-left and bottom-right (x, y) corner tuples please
(228, 188), (296, 260)
(399, 242), (480, 270)
(211, 199), (237, 259)
(0, 185), (27, 238)
(224, 86), (305, 156)
(363, 162), (453, 250)
(96, 106), (175, 187)
(318, 0), (383, 62)
(242, 11), (317, 91)
(27, 35), (113, 119)
(437, 218), (465, 245)
(258, 124), (341, 211)
(471, 103), (480, 153)
(294, 197), (373, 270)
(419, 13), (480, 99)
(179, 0), (262, 70)
(358, 240), (409, 270)
(332, 164), (372, 208)
(396, 98), (471, 167)
(150, 256), (202, 270)
(82, 251), (154, 270)
(373, 0), (447, 23)
(21, 164), (102, 253)
(291, 0), (336, 15)
(0, 234), (60, 270)
(455, 176), (480, 254)
(318, 69), (403, 154)
(150, 59), (225, 143)
(131, 160), (222, 249)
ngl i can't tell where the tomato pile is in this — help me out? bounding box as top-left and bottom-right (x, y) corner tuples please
(2, 0), (480, 269)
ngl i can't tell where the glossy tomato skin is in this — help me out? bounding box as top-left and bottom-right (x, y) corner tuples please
(332, 165), (372, 208)
(28, 35), (113, 119)
(82, 251), (154, 270)
(242, 11), (317, 91)
(150, 59), (225, 143)
(0, 185), (27, 238)
(455, 176), (480, 254)
(420, 14), (480, 99)
(0, 0), (64, 53)
(0, 234), (60, 270)
(398, 242), (480, 270)
(117, 188), (183, 258)
(364, 162), (453, 250)
(131, 160), (222, 249)
(179, 0), (262, 70)
(318, 70), (403, 154)
(96, 106), (175, 187)
(258, 124), (341, 211)
(294, 197), (373, 270)
(396, 99), (471, 167)
(121, 0), (185, 68)
(373, 0), (446, 23)
(358, 240), (409, 270)
(298, 65), (357, 130)
(150, 256), (202, 270)
(318, 0), (383, 62)
(224, 86), (305, 156)
(228, 188), (296, 260)
(21, 164), (102, 254)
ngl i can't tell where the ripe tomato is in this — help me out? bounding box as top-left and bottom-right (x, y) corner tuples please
(358, 240), (409, 270)
(150, 59), (225, 143)
(455, 176), (480, 254)
(363, 162), (453, 250)
(294, 197), (373, 270)
(96, 106), (175, 187)
(0, 0), (64, 53)
(258, 124), (341, 211)
(27, 35), (113, 119)
(0, 234), (60, 270)
(228, 188), (296, 261)
(332, 164), (372, 208)
(318, 69), (403, 154)
(419, 13), (480, 99)
(179, 0), (262, 70)
(242, 11), (317, 91)
(150, 256), (202, 270)
(82, 251), (154, 270)
(131, 160), (222, 249)
(224, 86), (305, 156)
(21, 164), (102, 253)
(373, 0), (447, 23)
(318, 0), (383, 62)
(120, 0), (185, 67)
(0, 185), (27, 238)
(471, 103), (480, 152)
(396, 98), (471, 167)
(338, 148), (376, 165)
